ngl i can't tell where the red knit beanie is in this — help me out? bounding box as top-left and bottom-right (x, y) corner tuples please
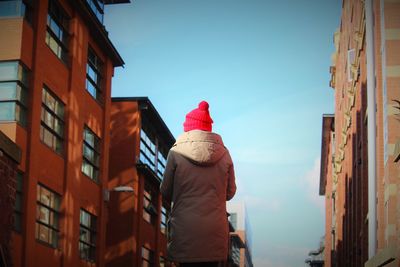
(183, 101), (213, 132)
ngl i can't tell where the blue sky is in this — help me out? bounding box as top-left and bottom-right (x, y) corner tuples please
(104, 1), (341, 266)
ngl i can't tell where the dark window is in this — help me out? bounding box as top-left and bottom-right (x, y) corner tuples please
(85, 0), (104, 23)
(142, 247), (154, 267)
(82, 126), (101, 181)
(40, 87), (64, 154)
(139, 128), (167, 179)
(0, 61), (29, 126)
(14, 171), (24, 232)
(86, 47), (103, 102)
(36, 184), (60, 248)
(79, 209), (97, 262)
(46, 0), (69, 63)
(143, 183), (157, 224)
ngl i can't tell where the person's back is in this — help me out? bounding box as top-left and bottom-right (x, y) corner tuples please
(160, 101), (236, 266)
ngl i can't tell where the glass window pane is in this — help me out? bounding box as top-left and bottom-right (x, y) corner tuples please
(80, 227), (90, 242)
(14, 213), (21, 231)
(42, 127), (54, 148)
(87, 64), (97, 82)
(82, 160), (94, 178)
(15, 194), (22, 211)
(39, 187), (51, 206)
(50, 229), (58, 247)
(45, 92), (56, 111)
(0, 61), (18, 81)
(54, 118), (63, 136)
(38, 206), (50, 224)
(16, 172), (23, 191)
(80, 210), (89, 227)
(0, 82), (17, 100)
(0, 102), (15, 121)
(38, 224), (50, 243)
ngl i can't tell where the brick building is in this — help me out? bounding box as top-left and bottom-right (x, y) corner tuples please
(227, 202), (253, 267)
(0, 131), (21, 267)
(0, 0), (128, 266)
(106, 97), (175, 267)
(320, 0), (400, 266)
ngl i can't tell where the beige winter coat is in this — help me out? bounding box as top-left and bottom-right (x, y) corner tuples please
(160, 130), (236, 263)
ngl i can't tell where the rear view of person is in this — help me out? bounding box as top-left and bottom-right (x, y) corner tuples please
(160, 101), (237, 267)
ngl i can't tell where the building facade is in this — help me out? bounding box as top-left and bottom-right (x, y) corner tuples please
(0, 0), (128, 266)
(0, 131), (21, 267)
(226, 202), (253, 267)
(320, 0), (400, 266)
(106, 97), (175, 267)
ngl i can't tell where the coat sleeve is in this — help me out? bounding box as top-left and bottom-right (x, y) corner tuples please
(160, 151), (176, 203)
(226, 152), (237, 201)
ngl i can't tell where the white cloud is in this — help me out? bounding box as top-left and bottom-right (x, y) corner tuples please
(303, 157), (324, 213)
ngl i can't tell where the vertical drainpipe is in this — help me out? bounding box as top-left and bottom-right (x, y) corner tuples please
(365, 0), (377, 259)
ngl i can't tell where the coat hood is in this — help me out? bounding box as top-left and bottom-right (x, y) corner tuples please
(171, 130), (227, 166)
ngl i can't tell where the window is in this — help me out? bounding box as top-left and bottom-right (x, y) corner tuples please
(79, 209), (97, 262)
(0, 61), (29, 126)
(229, 213), (237, 230)
(86, 47), (103, 102)
(143, 183), (157, 224)
(85, 0), (104, 23)
(347, 49), (355, 82)
(46, 0), (69, 63)
(36, 184), (60, 248)
(0, 0), (32, 22)
(82, 126), (100, 181)
(142, 247), (154, 267)
(159, 256), (166, 267)
(40, 87), (64, 154)
(160, 205), (169, 234)
(139, 128), (167, 179)
(14, 171), (24, 232)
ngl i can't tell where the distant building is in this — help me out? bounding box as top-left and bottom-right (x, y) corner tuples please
(320, 0), (400, 266)
(227, 202), (253, 267)
(0, 0), (128, 266)
(0, 131), (21, 267)
(106, 97), (175, 267)
(305, 237), (325, 267)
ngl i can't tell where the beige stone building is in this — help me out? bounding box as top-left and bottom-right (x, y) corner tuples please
(319, 0), (400, 266)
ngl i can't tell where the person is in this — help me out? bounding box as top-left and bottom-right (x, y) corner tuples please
(160, 100), (237, 267)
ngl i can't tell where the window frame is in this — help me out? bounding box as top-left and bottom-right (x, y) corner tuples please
(139, 127), (168, 179)
(85, 0), (105, 23)
(46, 0), (69, 63)
(13, 171), (24, 232)
(40, 86), (65, 155)
(0, 60), (29, 126)
(82, 126), (101, 182)
(143, 182), (157, 225)
(35, 184), (60, 248)
(79, 209), (97, 262)
(142, 246), (154, 267)
(160, 205), (169, 235)
(86, 47), (103, 103)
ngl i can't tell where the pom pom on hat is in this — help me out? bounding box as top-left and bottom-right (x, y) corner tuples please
(183, 101), (213, 132)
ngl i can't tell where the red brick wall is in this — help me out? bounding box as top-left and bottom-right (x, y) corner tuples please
(0, 150), (18, 267)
